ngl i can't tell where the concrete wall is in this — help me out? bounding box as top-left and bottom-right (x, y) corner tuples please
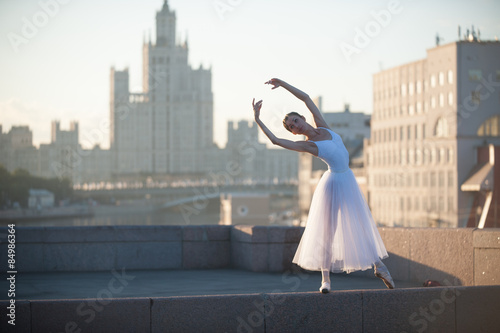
(1, 225), (499, 286)
(0, 225), (230, 272)
(2, 285), (499, 333)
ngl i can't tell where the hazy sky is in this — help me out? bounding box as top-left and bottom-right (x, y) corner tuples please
(1, 0), (499, 149)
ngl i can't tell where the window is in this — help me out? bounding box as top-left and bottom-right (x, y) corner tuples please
(415, 172), (420, 187)
(448, 92), (454, 106)
(431, 97), (436, 109)
(439, 196), (445, 212)
(435, 117), (449, 137)
(401, 84), (407, 97)
(407, 197), (412, 211)
(439, 171), (445, 187)
(440, 148), (446, 163)
(448, 148), (454, 163)
(409, 104), (414, 115)
(468, 69), (482, 81)
(439, 93), (444, 107)
(417, 102), (422, 113)
(448, 197), (454, 212)
(439, 72), (445, 86)
(416, 80), (422, 94)
(431, 75), (436, 87)
(448, 70), (454, 84)
(431, 196), (437, 211)
(477, 115), (500, 136)
(409, 82), (414, 96)
(400, 126), (404, 140)
(415, 197), (420, 211)
(430, 172), (436, 187)
(448, 171), (454, 187)
(407, 125), (411, 140)
(423, 172), (428, 187)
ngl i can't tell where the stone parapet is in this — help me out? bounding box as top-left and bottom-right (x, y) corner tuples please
(1, 286), (499, 332)
(1, 225), (499, 286)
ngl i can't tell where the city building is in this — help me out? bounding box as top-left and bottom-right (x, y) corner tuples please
(365, 30), (500, 227)
(224, 120), (298, 183)
(80, 145), (112, 183)
(0, 125), (38, 176)
(219, 193), (270, 225)
(110, 0), (213, 177)
(0, 2), (299, 187)
(39, 120), (81, 183)
(28, 189), (55, 209)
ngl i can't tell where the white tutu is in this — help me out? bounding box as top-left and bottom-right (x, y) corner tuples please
(292, 128), (388, 273)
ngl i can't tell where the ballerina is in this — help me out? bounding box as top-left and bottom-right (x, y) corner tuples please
(252, 78), (395, 293)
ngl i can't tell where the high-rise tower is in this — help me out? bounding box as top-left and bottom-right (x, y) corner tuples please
(110, 1), (213, 176)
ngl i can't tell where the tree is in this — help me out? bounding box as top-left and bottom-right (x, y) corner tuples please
(0, 166), (73, 209)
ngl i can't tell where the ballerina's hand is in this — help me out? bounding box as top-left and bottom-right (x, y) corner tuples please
(252, 98), (263, 119)
(265, 78), (283, 90)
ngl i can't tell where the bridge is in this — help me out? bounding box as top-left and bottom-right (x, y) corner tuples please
(74, 183), (298, 209)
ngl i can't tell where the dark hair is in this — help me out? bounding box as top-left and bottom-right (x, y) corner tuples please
(282, 112), (303, 132)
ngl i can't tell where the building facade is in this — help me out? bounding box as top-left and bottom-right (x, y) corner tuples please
(39, 121), (82, 183)
(0, 125), (38, 176)
(110, 1), (213, 177)
(366, 37), (500, 227)
(224, 120), (298, 183)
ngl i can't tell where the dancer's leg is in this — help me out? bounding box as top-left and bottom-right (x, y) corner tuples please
(321, 269), (330, 284)
(319, 268), (331, 293)
(374, 260), (395, 289)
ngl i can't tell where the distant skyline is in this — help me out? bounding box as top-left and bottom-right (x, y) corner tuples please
(1, 0), (499, 149)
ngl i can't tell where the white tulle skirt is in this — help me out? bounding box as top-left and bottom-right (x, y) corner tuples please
(292, 168), (388, 273)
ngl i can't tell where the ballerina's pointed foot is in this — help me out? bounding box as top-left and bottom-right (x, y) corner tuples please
(319, 282), (330, 294)
(374, 262), (395, 289)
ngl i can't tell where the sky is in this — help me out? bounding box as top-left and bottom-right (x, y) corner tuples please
(1, 0), (499, 149)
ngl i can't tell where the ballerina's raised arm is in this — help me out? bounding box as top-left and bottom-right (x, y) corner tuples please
(252, 98), (318, 156)
(264, 78), (329, 130)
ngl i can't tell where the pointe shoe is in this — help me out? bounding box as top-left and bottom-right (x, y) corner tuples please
(374, 262), (395, 289)
(319, 282), (330, 294)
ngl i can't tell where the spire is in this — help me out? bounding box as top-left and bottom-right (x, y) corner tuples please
(162, 0), (169, 11)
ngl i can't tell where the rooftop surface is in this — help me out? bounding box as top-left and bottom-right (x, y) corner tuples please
(1, 269), (421, 301)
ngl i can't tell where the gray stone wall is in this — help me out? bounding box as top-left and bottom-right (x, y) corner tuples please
(2, 286), (499, 333)
(1, 225), (499, 286)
